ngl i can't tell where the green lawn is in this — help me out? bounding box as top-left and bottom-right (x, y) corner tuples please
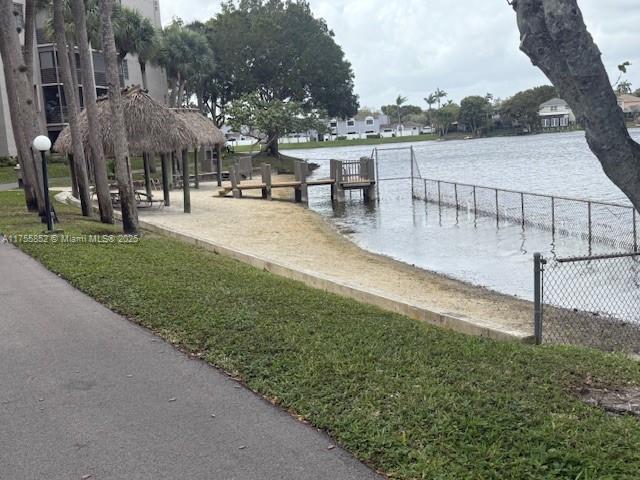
(2, 191), (640, 479)
(0, 162), (70, 185)
(233, 134), (440, 153)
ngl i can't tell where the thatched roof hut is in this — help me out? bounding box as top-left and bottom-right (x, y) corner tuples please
(53, 86), (198, 156)
(171, 108), (226, 147)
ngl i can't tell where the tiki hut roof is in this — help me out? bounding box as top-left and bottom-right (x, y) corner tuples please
(171, 108), (226, 147)
(53, 86), (198, 156)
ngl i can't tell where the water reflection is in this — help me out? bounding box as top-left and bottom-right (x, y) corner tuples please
(287, 131), (640, 301)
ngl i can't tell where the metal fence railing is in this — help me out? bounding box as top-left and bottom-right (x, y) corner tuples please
(415, 178), (639, 254)
(534, 252), (640, 353)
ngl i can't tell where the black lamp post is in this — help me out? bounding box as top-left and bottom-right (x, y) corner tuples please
(33, 135), (53, 232)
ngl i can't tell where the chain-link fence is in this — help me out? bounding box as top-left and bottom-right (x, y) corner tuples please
(414, 178), (639, 254)
(535, 252), (640, 353)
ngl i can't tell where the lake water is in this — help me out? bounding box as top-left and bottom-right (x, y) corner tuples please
(286, 130), (640, 301)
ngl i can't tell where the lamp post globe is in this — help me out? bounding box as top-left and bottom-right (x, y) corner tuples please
(33, 135), (52, 152)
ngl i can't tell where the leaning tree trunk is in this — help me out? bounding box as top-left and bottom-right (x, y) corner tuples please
(71, 0), (114, 224)
(53, 0), (92, 217)
(0, 0), (44, 213)
(512, 0), (640, 212)
(99, 0), (138, 234)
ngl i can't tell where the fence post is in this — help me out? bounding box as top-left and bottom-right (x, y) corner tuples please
(423, 179), (427, 201)
(437, 180), (441, 207)
(521, 192), (525, 227)
(588, 201), (593, 250)
(634, 209), (638, 253)
(410, 147), (415, 199)
(495, 189), (499, 226)
(374, 149), (380, 200)
(533, 252), (544, 345)
(454, 183), (459, 210)
(551, 197), (555, 236)
(473, 186), (477, 219)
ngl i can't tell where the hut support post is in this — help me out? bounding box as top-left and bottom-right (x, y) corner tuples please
(143, 152), (152, 198)
(261, 163), (272, 200)
(193, 148), (199, 189)
(161, 153), (170, 207)
(216, 144), (223, 187)
(182, 149), (191, 213)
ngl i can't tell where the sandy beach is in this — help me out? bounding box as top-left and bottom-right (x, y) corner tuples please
(133, 179), (534, 338)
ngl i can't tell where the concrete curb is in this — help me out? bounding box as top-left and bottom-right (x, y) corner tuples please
(55, 191), (535, 344)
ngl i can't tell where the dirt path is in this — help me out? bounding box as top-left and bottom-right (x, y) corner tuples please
(138, 181), (534, 338)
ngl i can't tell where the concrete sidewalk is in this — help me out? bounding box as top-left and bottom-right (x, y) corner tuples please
(0, 244), (383, 480)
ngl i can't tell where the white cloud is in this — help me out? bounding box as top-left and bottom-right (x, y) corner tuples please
(158, 0), (640, 108)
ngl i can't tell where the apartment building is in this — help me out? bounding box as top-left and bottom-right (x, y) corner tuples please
(0, 0), (167, 157)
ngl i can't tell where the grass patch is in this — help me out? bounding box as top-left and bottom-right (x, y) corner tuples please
(2, 190), (640, 479)
(0, 162), (70, 184)
(233, 134), (440, 153)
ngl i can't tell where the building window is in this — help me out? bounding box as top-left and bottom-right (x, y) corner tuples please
(551, 117), (559, 127)
(329, 120), (337, 128)
(560, 116), (568, 127)
(365, 116), (374, 126)
(550, 105), (558, 112)
(346, 118), (355, 127)
(120, 59), (129, 80)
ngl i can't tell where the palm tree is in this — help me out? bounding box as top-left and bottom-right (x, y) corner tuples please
(434, 88), (447, 109)
(70, 0), (114, 223)
(395, 94), (408, 126)
(131, 16), (157, 90)
(0, 0), (45, 213)
(99, 0), (138, 234)
(424, 93), (437, 126)
(53, 0), (93, 216)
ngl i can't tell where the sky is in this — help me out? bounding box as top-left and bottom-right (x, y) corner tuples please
(158, 0), (640, 110)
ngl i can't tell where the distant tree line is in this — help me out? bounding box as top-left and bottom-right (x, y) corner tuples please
(365, 85), (563, 138)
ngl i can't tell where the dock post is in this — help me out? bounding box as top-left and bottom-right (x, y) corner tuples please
(330, 160), (337, 201)
(336, 161), (345, 203)
(261, 164), (272, 200)
(294, 161), (308, 203)
(300, 162), (308, 203)
(231, 165), (241, 198)
(365, 157), (376, 201)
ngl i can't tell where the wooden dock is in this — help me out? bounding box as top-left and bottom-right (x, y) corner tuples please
(218, 158), (376, 203)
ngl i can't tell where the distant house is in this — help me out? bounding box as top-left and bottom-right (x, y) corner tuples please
(539, 98), (576, 130)
(617, 94), (640, 119)
(328, 113), (390, 139)
(379, 121), (423, 138)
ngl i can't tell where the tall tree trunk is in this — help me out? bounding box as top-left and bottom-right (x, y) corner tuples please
(23, 0), (47, 135)
(99, 0), (138, 234)
(53, 0), (92, 217)
(512, 0), (640, 212)
(0, 0), (44, 213)
(71, 0), (114, 224)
